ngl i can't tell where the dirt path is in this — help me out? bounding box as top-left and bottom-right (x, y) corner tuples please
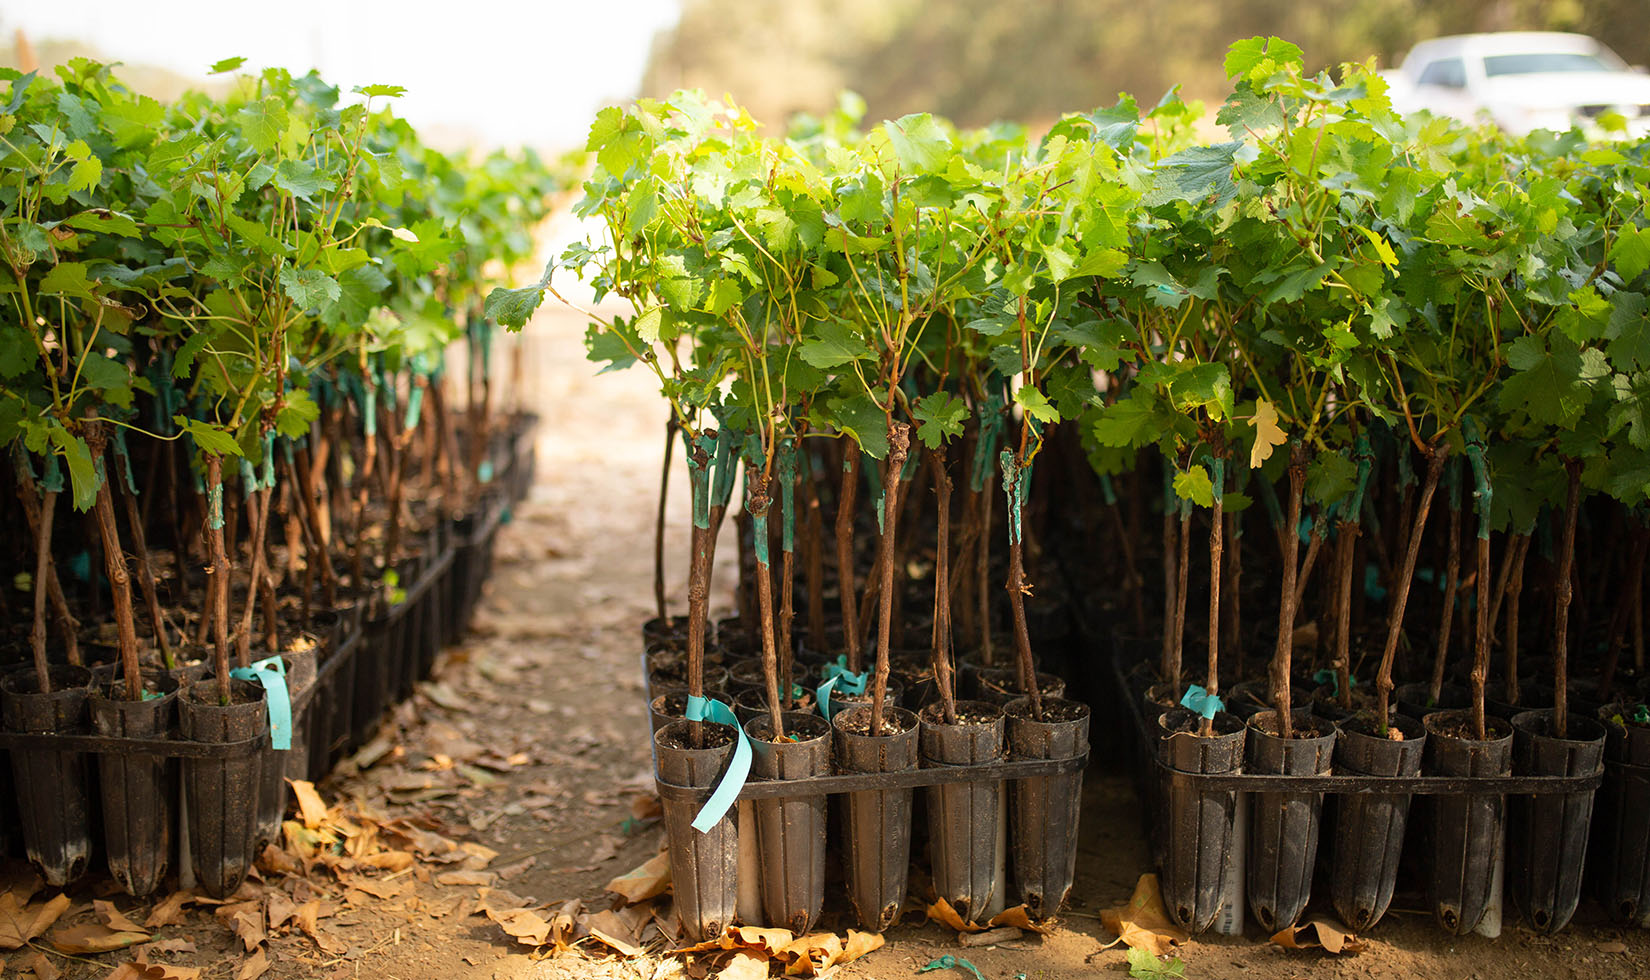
(20, 306), (1650, 980)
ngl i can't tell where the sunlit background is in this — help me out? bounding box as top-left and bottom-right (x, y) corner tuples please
(4, 0), (1649, 148)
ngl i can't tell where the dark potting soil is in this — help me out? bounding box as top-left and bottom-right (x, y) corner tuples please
(1429, 714), (1512, 742)
(1250, 714), (1333, 740)
(920, 702), (1000, 727)
(656, 723), (736, 750)
(1339, 714), (1412, 741)
(837, 712), (914, 737)
(1007, 698), (1088, 723)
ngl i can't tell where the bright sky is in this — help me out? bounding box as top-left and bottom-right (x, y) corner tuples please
(0, 0), (683, 150)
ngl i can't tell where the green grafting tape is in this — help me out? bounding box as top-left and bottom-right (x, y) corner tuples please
(750, 484), (771, 568)
(1444, 454), (1463, 513)
(970, 398), (1005, 493)
(362, 379), (378, 438)
(209, 478), (224, 531)
(1210, 456), (1225, 505)
(690, 431), (714, 531)
(1396, 438), (1415, 490)
(817, 655), (868, 721)
(874, 481), (886, 535)
(899, 440), (920, 482)
(404, 381), (425, 432)
(112, 426), (138, 494)
(239, 459), (256, 492)
(711, 428), (741, 510)
(1312, 667), (1356, 697)
(1099, 472), (1118, 507)
(260, 433), (276, 490)
(919, 955), (986, 980)
(779, 441), (796, 555)
(999, 450), (1029, 546)
(42, 452), (64, 494)
(1348, 435), (1375, 518)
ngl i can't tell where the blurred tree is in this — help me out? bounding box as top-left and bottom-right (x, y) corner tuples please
(640, 0), (1650, 126)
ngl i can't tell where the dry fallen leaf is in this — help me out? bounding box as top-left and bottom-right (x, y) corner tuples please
(487, 907), (553, 947)
(145, 938), (198, 956)
(437, 871), (496, 888)
(47, 921), (151, 954)
(215, 903), (266, 951)
(108, 960), (201, 980)
(987, 905), (1052, 935)
(1270, 917), (1365, 955)
(21, 949), (58, 980)
(94, 900), (148, 934)
(717, 951), (767, 980)
(289, 781), (330, 829)
(235, 947), (270, 980)
(143, 892), (193, 930)
(606, 852), (671, 906)
(586, 908), (646, 958)
(926, 897), (986, 933)
(1099, 874), (1188, 956)
(0, 891), (71, 949)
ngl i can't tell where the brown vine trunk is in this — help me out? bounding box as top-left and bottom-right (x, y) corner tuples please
(1471, 532), (1491, 740)
(204, 456), (232, 701)
(836, 445), (862, 671)
(116, 466), (172, 664)
(1291, 522), (1323, 613)
(1204, 481), (1224, 737)
(931, 446), (957, 724)
(870, 423), (910, 735)
(1374, 449), (1447, 733)
(1430, 490), (1462, 704)
(1160, 503), (1177, 683)
(748, 475), (784, 740)
(685, 446), (712, 749)
(1170, 507), (1191, 694)
(26, 478), (57, 693)
(235, 486), (270, 669)
(978, 468), (993, 664)
(1270, 451), (1307, 740)
(1225, 510), (1242, 680)
(1553, 462), (1582, 738)
(1333, 522), (1359, 711)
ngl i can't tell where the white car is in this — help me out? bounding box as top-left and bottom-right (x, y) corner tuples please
(1383, 32), (1650, 138)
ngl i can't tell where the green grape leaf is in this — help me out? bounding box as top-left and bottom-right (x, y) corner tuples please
(79, 353), (133, 409)
(39, 261), (96, 299)
(1613, 226), (1650, 283)
(1014, 386), (1061, 424)
(1173, 464), (1214, 508)
(278, 268), (341, 310)
(1126, 947), (1187, 980)
(827, 393), (890, 459)
(176, 417), (243, 458)
(885, 113), (951, 173)
(1499, 334), (1608, 428)
(1307, 451), (1359, 504)
(276, 388), (321, 440)
(799, 321), (875, 369)
(209, 56), (246, 74)
(48, 425), (99, 512)
(484, 260), (554, 329)
(237, 97), (289, 155)
(354, 83), (407, 98)
(913, 392), (967, 450)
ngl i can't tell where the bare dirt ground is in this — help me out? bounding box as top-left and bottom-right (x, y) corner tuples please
(19, 307), (1650, 980)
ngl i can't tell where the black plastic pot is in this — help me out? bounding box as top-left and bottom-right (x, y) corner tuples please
(90, 673), (178, 897)
(1159, 709), (1246, 933)
(746, 712), (832, 933)
(253, 649), (316, 852)
(1331, 714), (1426, 931)
(833, 704), (919, 931)
(654, 719), (739, 941)
(1595, 713), (1650, 925)
(919, 700), (1004, 924)
(1244, 710), (1335, 933)
(1, 664), (94, 886)
(1423, 710), (1513, 935)
(1006, 696), (1090, 919)
(1508, 709), (1606, 934)
(179, 678), (268, 898)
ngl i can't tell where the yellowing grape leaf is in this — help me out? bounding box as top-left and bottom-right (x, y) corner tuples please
(1249, 397), (1287, 468)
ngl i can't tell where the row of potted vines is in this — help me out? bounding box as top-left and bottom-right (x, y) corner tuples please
(0, 59), (560, 895)
(489, 37), (1650, 938)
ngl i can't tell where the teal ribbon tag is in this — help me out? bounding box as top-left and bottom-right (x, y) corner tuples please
(1179, 684), (1223, 720)
(816, 655), (868, 721)
(683, 695), (750, 834)
(1634, 704), (1650, 725)
(1312, 668), (1355, 697)
(920, 956), (986, 980)
(231, 655), (291, 750)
